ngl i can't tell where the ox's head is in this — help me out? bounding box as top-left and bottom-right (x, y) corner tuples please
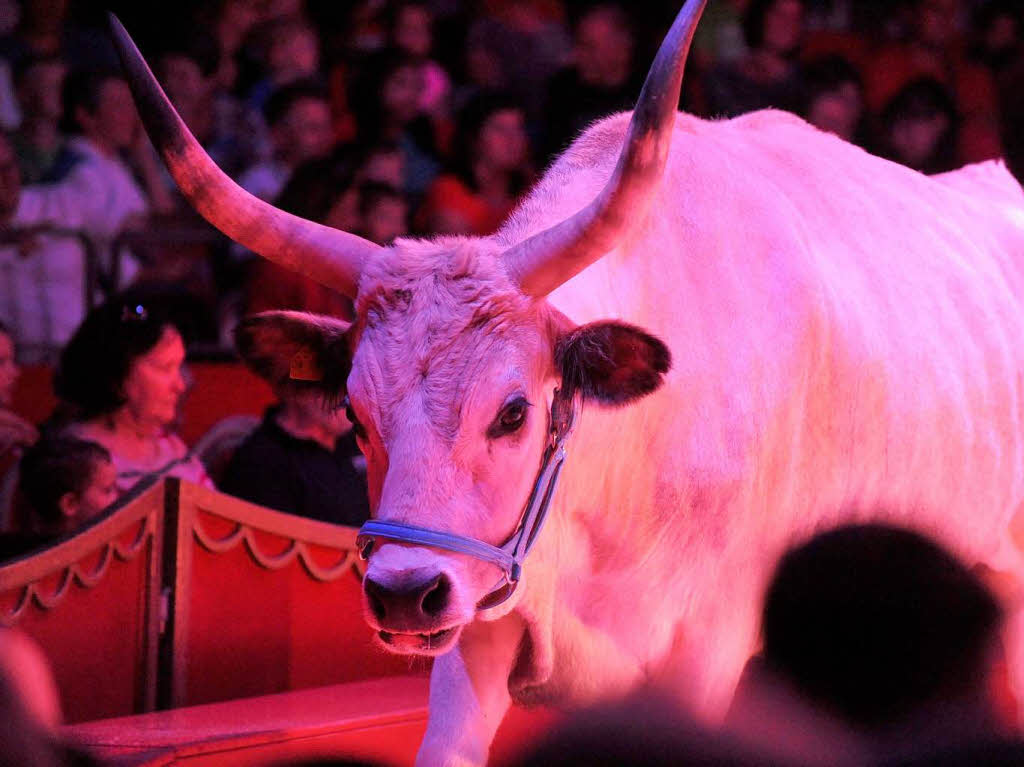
(109, 0), (705, 655)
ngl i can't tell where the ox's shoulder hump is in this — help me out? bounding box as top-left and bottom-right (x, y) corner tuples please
(931, 160), (1024, 206)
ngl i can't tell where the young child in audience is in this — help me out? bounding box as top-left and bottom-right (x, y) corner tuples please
(17, 436), (118, 537)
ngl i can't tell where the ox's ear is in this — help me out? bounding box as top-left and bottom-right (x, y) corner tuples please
(234, 311), (352, 397)
(554, 321), (671, 406)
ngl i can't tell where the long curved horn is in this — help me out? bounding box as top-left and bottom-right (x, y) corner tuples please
(108, 15), (378, 298)
(504, 0), (706, 297)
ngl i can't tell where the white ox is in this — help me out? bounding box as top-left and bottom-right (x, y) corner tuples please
(111, 1), (1024, 764)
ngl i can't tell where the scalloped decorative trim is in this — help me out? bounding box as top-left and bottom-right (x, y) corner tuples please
(192, 516), (361, 583)
(0, 516), (155, 625)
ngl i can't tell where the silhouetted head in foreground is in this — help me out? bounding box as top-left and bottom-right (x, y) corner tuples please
(762, 523), (1006, 735)
(513, 690), (806, 767)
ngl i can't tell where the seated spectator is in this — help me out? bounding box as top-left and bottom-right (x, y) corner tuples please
(798, 55), (865, 145)
(14, 67), (175, 236)
(540, 3), (642, 163)
(358, 181), (409, 245)
(728, 523), (1015, 763)
(220, 385), (369, 527)
(356, 141), (405, 188)
(154, 32), (246, 181)
(387, 1), (451, 122)
(2, 69), (176, 351)
(417, 92), (532, 235)
(876, 78), (960, 175)
(350, 49), (442, 200)
(862, 0), (1002, 165)
(236, 80), (335, 205)
(692, 0), (749, 73)
(53, 299), (212, 494)
(459, 0), (570, 123)
(703, 0), (806, 119)
(0, 321), (36, 462)
(16, 436), (116, 537)
(244, 16), (323, 116)
(10, 54), (69, 184)
(0, 131), (88, 361)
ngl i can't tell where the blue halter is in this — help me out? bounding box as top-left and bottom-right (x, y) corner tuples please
(356, 387), (579, 610)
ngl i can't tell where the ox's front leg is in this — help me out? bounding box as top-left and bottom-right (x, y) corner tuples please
(416, 613), (524, 767)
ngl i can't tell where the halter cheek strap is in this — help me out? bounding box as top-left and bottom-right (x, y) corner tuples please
(356, 387), (579, 610)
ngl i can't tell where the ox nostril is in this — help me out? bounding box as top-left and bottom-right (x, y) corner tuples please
(420, 573), (451, 617)
(364, 577), (388, 622)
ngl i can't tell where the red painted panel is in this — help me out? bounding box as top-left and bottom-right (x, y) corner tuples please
(182, 536), (428, 708)
(1, 536), (153, 722)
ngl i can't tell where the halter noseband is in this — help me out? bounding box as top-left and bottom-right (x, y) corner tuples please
(355, 386), (579, 610)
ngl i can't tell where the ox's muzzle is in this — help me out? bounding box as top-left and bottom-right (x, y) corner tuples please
(357, 388), (578, 610)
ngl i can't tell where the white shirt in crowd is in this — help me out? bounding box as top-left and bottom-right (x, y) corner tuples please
(1, 137), (148, 360)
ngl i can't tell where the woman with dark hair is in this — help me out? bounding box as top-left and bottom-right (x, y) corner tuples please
(876, 78), (960, 175)
(349, 48), (441, 200)
(416, 91), (532, 235)
(798, 55), (866, 145)
(54, 300), (211, 494)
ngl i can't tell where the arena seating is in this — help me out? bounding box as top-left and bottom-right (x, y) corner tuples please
(0, 478), (558, 764)
(0, 479), (424, 722)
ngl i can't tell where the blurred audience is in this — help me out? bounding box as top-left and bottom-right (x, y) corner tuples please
(3, 67), (176, 343)
(238, 79), (334, 205)
(0, 131), (89, 360)
(417, 91), (532, 235)
(221, 384), (369, 527)
(704, 0), (806, 118)
(10, 54), (68, 184)
(350, 48), (442, 200)
(862, 0), (1002, 165)
(387, 1), (452, 121)
(154, 31), (250, 181)
(541, 3), (641, 162)
(359, 181), (409, 244)
(876, 77), (960, 174)
(18, 67), (175, 230)
(728, 522), (1017, 764)
(798, 54), (865, 143)
(53, 299), (212, 494)
(244, 15), (323, 114)
(16, 436), (116, 538)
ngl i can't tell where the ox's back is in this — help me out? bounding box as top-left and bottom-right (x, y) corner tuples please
(496, 110), (1024, 707)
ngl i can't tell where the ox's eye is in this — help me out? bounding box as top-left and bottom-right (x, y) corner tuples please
(488, 397), (531, 439)
(344, 396), (367, 440)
